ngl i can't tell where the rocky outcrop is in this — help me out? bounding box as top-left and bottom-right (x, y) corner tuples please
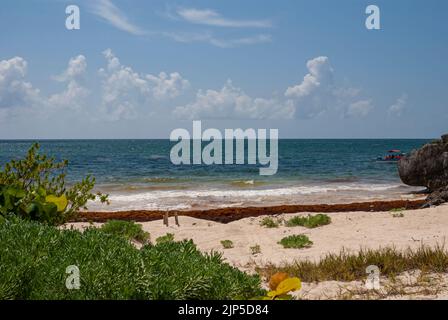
(398, 134), (448, 206)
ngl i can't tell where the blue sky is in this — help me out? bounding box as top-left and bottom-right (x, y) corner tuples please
(0, 0), (447, 139)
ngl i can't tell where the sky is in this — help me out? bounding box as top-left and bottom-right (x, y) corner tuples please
(0, 0), (447, 139)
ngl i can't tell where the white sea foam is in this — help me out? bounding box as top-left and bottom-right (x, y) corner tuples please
(86, 182), (417, 211)
(107, 183), (402, 202)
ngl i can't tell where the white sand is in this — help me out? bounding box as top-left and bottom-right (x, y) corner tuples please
(67, 204), (448, 299)
(69, 204), (448, 267)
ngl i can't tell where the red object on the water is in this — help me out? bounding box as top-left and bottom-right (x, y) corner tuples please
(388, 149), (401, 153)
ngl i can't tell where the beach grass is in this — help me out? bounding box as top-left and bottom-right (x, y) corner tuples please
(278, 235), (313, 249)
(258, 245), (448, 283)
(285, 214), (331, 228)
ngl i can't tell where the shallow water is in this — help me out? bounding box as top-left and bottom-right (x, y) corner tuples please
(0, 139), (429, 210)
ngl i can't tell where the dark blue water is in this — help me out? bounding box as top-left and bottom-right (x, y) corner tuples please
(0, 139), (429, 210)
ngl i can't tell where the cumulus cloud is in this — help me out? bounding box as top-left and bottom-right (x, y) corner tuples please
(99, 49), (189, 120)
(0, 57), (42, 120)
(388, 94), (407, 117)
(49, 55), (89, 111)
(286, 56), (373, 118)
(175, 8), (272, 28)
(174, 80), (294, 120)
(285, 56), (333, 99)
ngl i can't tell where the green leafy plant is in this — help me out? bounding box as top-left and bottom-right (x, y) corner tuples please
(221, 240), (234, 249)
(285, 214), (331, 228)
(278, 235), (313, 249)
(156, 233), (175, 244)
(100, 220), (150, 243)
(260, 217), (280, 228)
(250, 244), (261, 255)
(0, 218), (264, 300)
(0, 143), (108, 225)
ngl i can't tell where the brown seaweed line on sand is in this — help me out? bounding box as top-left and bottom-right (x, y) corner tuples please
(75, 199), (425, 224)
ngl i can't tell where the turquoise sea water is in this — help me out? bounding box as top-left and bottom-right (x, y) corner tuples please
(0, 139), (430, 210)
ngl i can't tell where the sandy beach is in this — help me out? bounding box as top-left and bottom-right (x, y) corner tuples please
(68, 203), (448, 299)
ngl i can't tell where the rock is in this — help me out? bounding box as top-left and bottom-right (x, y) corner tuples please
(398, 135), (448, 191)
(443, 134), (448, 144)
(398, 134), (448, 206)
(425, 186), (448, 207)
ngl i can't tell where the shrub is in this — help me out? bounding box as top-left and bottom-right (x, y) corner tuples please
(278, 235), (313, 249)
(100, 220), (150, 243)
(260, 217), (280, 228)
(155, 233), (175, 244)
(221, 240), (234, 249)
(0, 143), (108, 225)
(285, 214), (331, 228)
(0, 218), (264, 300)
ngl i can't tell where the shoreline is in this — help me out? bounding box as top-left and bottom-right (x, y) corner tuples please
(77, 199), (426, 223)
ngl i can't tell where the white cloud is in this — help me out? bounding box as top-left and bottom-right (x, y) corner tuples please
(345, 99), (374, 118)
(285, 56), (336, 118)
(161, 31), (271, 48)
(285, 56), (373, 118)
(49, 55), (89, 111)
(388, 94), (407, 117)
(54, 55), (87, 82)
(0, 57), (41, 119)
(176, 8), (272, 28)
(174, 80), (294, 120)
(89, 0), (146, 35)
(285, 56), (333, 98)
(99, 49), (189, 120)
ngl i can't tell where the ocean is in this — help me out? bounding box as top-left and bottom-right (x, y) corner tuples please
(0, 139), (430, 211)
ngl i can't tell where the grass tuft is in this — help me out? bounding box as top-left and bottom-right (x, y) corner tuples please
(221, 240), (234, 249)
(155, 233), (175, 244)
(278, 235), (313, 249)
(285, 214), (331, 228)
(250, 245), (261, 255)
(258, 245), (448, 283)
(260, 217), (280, 228)
(100, 220), (150, 243)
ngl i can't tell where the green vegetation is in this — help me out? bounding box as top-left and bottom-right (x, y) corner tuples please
(285, 214), (331, 228)
(100, 220), (150, 243)
(0, 218), (264, 300)
(250, 245), (261, 255)
(260, 217), (280, 228)
(392, 213), (405, 218)
(390, 208), (405, 212)
(221, 240), (234, 249)
(259, 245), (448, 283)
(278, 235), (313, 249)
(0, 143), (108, 225)
(156, 233), (175, 244)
